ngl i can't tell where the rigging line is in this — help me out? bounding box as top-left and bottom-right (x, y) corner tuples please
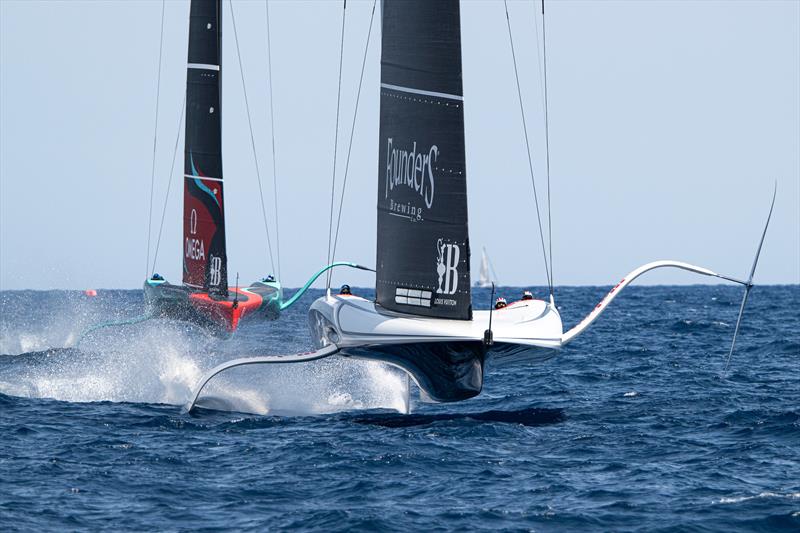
(330, 0), (377, 268)
(529, 1), (546, 111)
(230, 0), (276, 275)
(541, 0), (554, 299)
(264, 0), (281, 282)
(503, 0), (552, 293)
(325, 0), (348, 290)
(151, 97), (186, 274)
(529, 0), (552, 294)
(146, 0), (166, 278)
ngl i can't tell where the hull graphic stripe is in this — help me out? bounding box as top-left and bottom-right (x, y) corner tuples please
(380, 83), (463, 101)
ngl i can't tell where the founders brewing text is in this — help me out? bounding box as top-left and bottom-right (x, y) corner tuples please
(385, 138), (437, 209)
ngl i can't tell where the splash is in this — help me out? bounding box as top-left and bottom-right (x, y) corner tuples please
(196, 356), (410, 415)
(1, 323), (409, 415)
(0, 290), (141, 355)
(0, 290), (410, 415)
(0, 326), (204, 404)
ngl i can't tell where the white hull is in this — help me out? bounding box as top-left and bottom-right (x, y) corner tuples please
(307, 292), (562, 402)
(309, 292), (563, 351)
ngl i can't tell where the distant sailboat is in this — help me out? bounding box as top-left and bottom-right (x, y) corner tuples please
(144, 0), (371, 336)
(141, 0), (281, 334)
(475, 248), (495, 288)
(185, 0), (773, 411)
(80, 0), (369, 342)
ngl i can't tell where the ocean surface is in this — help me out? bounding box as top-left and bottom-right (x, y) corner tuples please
(0, 285), (798, 531)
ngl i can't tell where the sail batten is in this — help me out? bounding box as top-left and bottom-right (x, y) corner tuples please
(379, 82), (463, 102)
(182, 0), (227, 297)
(376, 0), (471, 320)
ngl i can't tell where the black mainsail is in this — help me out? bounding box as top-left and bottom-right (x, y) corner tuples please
(376, 0), (471, 320)
(183, 0), (227, 297)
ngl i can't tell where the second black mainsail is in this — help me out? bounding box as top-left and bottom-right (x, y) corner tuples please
(183, 0), (228, 297)
(376, 0), (471, 320)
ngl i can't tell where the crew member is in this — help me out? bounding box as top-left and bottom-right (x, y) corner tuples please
(522, 290), (534, 301)
(494, 297), (507, 309)
(339, 284), (352, 296)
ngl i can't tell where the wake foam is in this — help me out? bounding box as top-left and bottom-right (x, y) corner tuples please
(0, 291), (409, 415)
(196, 357), (410, 416)
(716, 492), (800, 504)
(0, 324), (409, 415)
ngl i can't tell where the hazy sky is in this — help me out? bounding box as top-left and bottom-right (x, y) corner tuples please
(1, 0), (798, 291)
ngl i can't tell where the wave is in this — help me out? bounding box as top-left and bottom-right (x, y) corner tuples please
(717, 491), (800, 504)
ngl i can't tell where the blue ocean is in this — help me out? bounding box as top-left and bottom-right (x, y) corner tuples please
(1, 285), (798, 531)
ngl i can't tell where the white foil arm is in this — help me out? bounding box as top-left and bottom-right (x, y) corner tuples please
(561, 260), (730, 345)
(184, 344), (340, 413)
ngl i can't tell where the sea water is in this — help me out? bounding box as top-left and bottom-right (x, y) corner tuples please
(0, 285), (798, 531)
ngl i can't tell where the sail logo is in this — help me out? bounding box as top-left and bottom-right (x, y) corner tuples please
(185, 208), (205, 262)
(436, 238), (460, 296)
(208, 256), (222, 286)
(185, 237), (205, 261)
(385, 138), (437, 215)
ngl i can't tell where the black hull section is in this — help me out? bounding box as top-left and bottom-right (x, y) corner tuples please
(143, 281), (280, 336)
(343, 342), (485, 402)
(339, 341), (559, 403)
(144, 282), (222, 334)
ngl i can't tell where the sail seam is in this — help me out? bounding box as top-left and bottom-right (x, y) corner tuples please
(187, 63), (220, 71)
(380, 83), (462, 101)
(184, 174), (222, 182)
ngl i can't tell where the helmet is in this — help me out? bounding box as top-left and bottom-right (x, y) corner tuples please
(263, 274), (276, 283)
(494, 297), (507, 309)
(522, 290), (533, 300)
(151, 273), (164, 281)
(340, 284), (352, 295)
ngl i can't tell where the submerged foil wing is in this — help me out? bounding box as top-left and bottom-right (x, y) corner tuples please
(376, 0), (471, 320)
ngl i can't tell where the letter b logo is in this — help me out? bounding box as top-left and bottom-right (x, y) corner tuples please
(436, 240), (460, 295)
(209, 256), (222, 286)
